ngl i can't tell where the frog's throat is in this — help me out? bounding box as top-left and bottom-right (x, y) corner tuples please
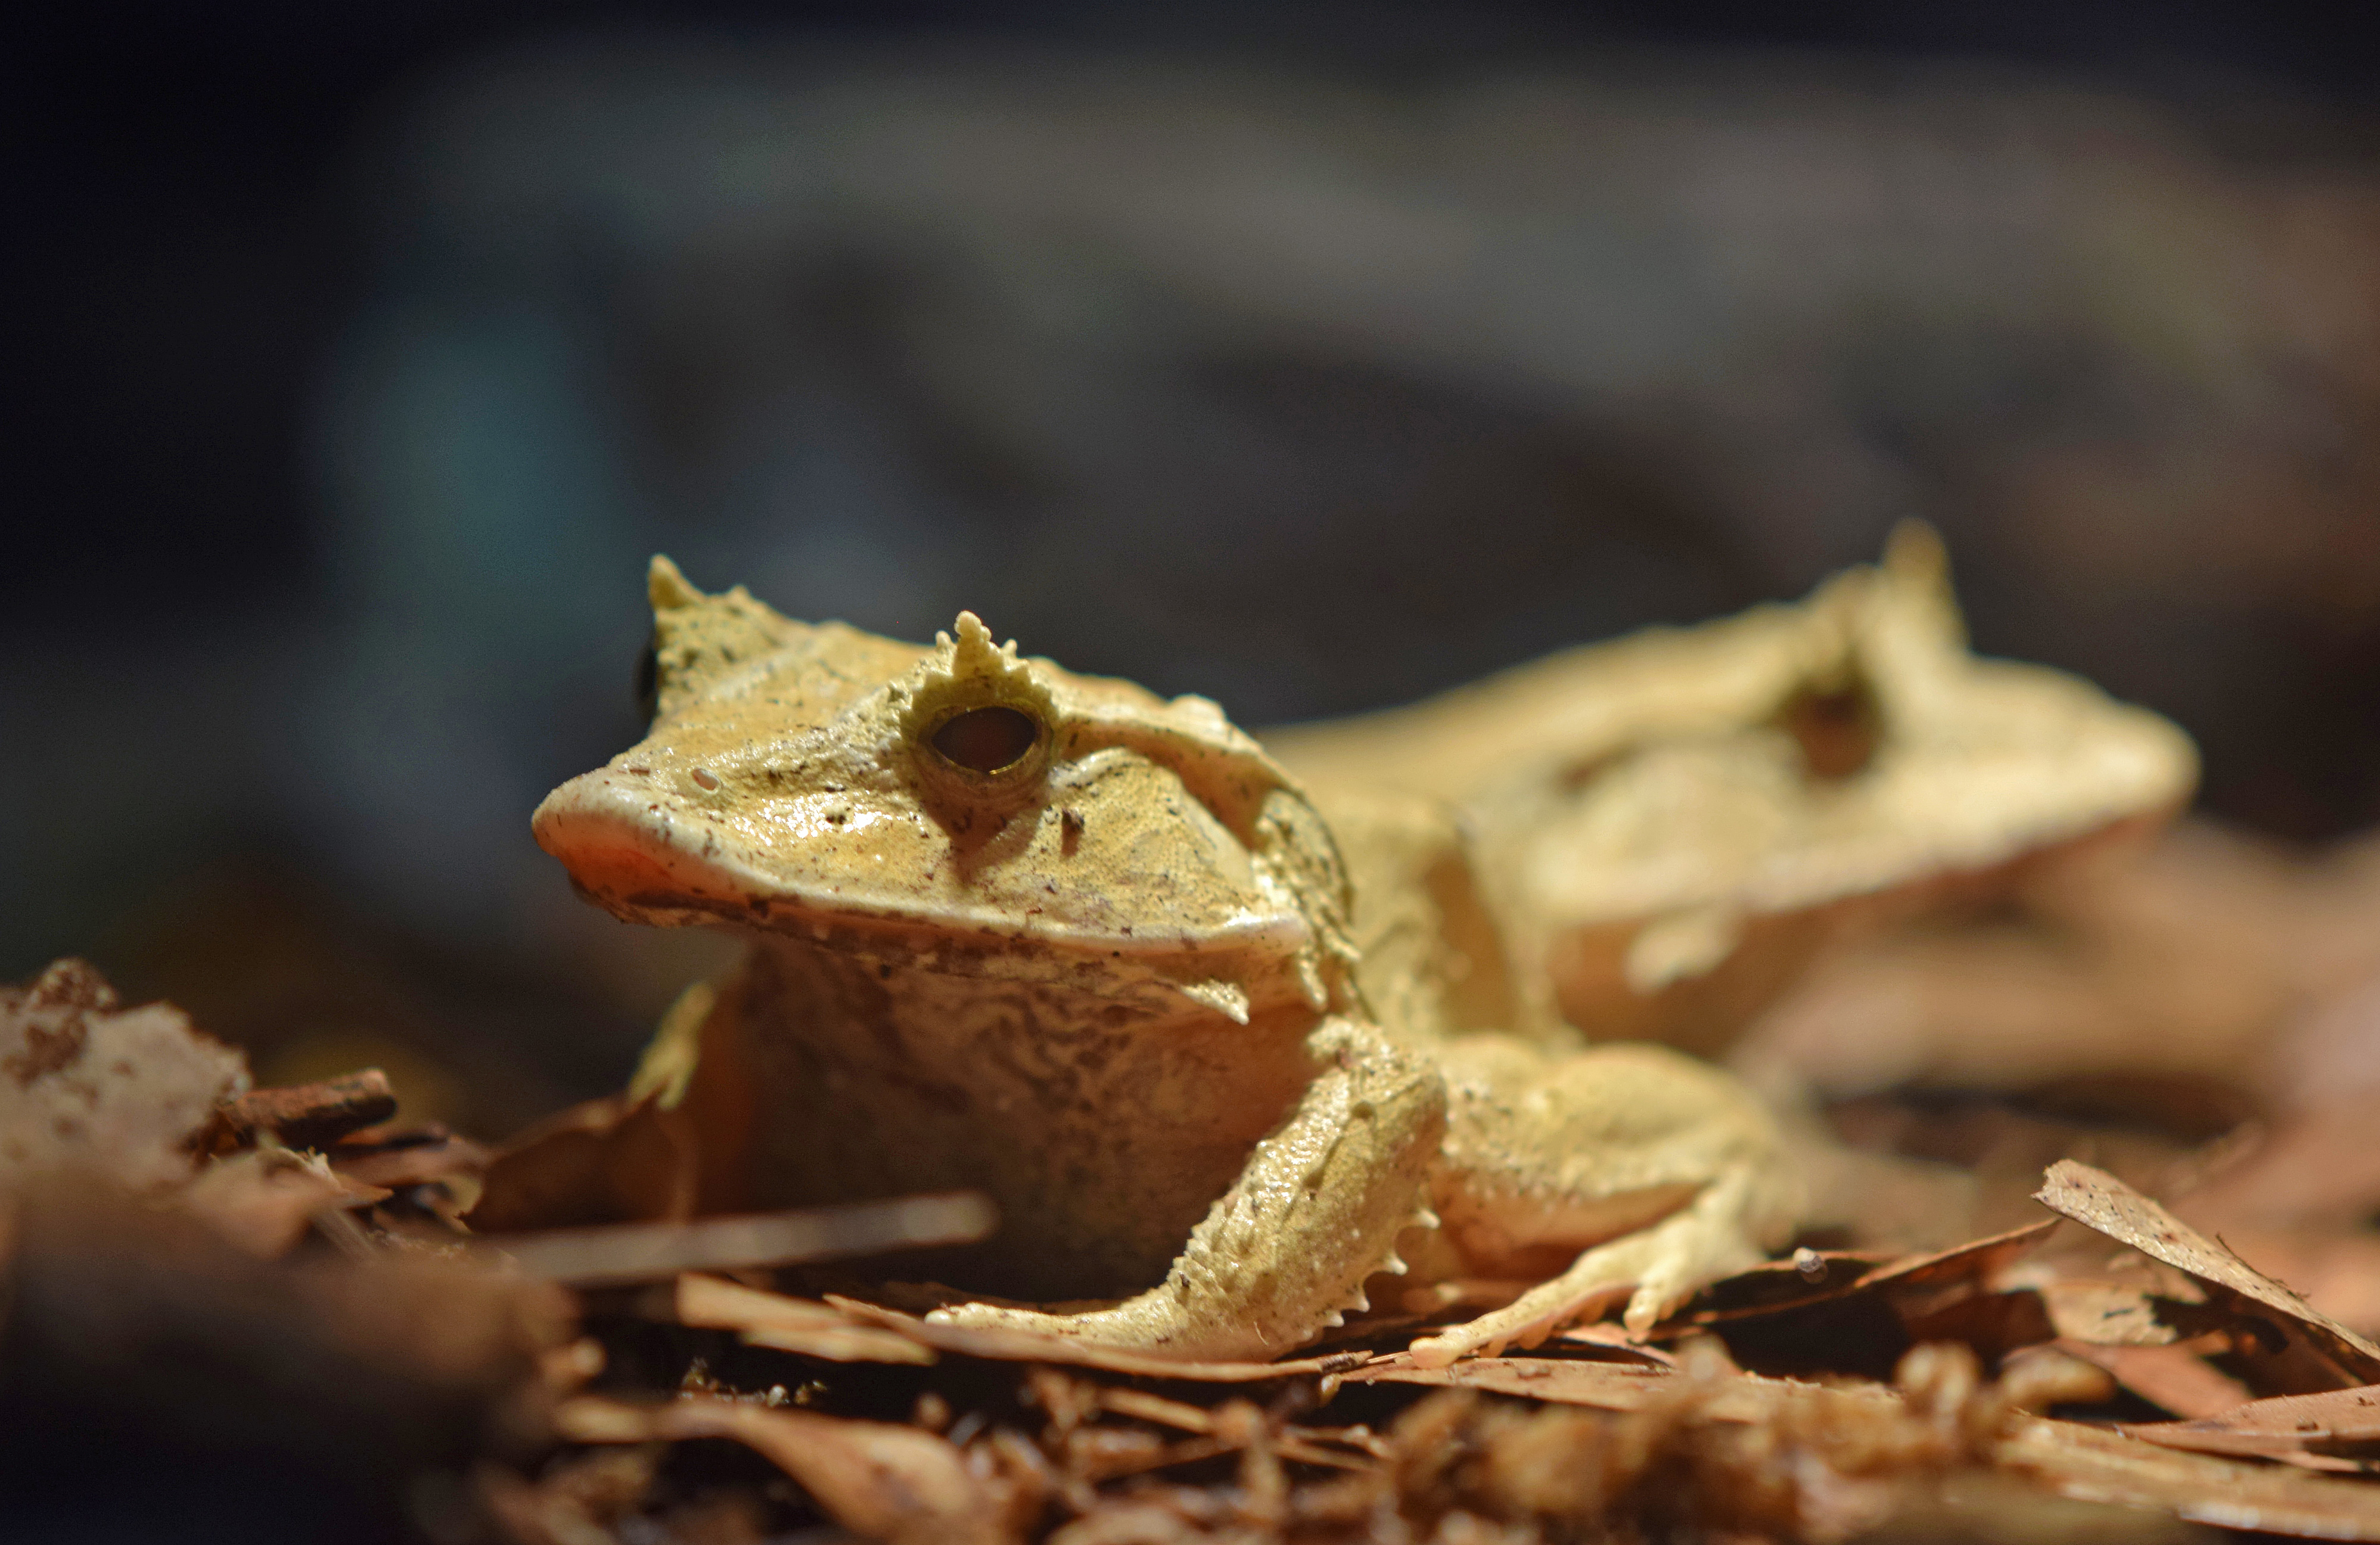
(718, 932), (1325, 1299)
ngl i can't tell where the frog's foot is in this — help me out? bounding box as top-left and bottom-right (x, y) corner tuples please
(1406, 1171), (1773, 1369)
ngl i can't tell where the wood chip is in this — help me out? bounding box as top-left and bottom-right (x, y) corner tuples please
(2034, 1160), (2380, 1385)
(1097, 1388), (1217, 1434)
(218, 1070), (397, 1149)
(481, 1193), (995, 1285)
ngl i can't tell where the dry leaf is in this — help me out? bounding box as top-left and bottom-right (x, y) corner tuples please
(1873, 1470), (2220, 1545)
(2120, 1386), (2380, 1458)
(2038, 1279), (2179, 1347)
(1862, 1219), (2062, 1301)
(467, 1090), (699, 1231)
(675, 1273), (936, 1364)
(2054, 1342), (2255, 1420)
(1550, 1322), (1680, 1367)
(181, 1147), (380, 1257)
(2165, 1228), (2380, 1340)
(325, 1127), (489, 1190)
(1997, 1416), (2380, 1538)
(2034, 1159), (2380, 1385)
(1, 958), (248, 1195)
(1344, 1351), (1684, 1410)
(1341, 1349), (1921, 1432)
(479, 1194), (994, 1285)
(1665, 1220), (2059, 1332)
(560, 1395), (998, 1544)
(1655, 1248), (1899, 1327)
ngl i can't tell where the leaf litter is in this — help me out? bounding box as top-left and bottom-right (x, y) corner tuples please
(21, 817), (2380, 1545)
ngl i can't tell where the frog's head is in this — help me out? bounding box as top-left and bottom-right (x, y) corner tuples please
(535, 558), (1357, 1022)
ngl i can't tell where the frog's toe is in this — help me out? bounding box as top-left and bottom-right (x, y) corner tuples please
(1620, 1270), (1696, 1336)
(1405, 1329), (1476, 1369)
(1406, 1279), (1632, 1367)
(925, 1300), (1036, 1331)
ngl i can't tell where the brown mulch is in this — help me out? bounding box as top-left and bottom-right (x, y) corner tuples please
(15, 926), (2380, 1543)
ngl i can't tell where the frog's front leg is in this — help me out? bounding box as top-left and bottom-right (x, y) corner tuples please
(1408, 1038), (1800, 1368)
(930, 1017), (1447, 1362)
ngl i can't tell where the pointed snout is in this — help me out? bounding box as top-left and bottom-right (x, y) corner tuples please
(532, 766), (752, 918)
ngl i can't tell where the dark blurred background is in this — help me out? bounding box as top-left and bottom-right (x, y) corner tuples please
(9, 1), (2380, 1134)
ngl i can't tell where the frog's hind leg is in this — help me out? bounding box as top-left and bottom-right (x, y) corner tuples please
(1408, 1038), (1800, 1369)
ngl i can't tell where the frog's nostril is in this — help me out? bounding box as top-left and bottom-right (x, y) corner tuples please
(931, 706), (1041, 774)
(691, 767), (721, 791)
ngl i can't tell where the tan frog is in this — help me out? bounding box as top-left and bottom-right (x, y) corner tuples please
(531, 560), (1797, 1364)
(1270, 526), (2198, 1057)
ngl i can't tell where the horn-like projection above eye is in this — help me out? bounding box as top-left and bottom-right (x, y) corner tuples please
(933, 705), (1042, 774)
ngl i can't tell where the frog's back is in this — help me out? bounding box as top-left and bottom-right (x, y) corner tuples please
(1303, 783), (1571, 1053)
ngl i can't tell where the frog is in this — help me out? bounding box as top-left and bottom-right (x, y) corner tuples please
(530, 557), (1798, 1364)
(1267, 525), (2198, 1059)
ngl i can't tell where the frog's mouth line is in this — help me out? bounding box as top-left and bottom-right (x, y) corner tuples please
(533, 770), (1310, 961)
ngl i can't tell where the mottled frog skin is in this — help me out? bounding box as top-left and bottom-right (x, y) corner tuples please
(532, 560), (1797, 1363)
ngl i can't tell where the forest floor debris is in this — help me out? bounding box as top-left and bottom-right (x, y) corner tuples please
(14, 941), (2380, 1543)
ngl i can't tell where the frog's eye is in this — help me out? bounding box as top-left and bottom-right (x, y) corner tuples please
(931, 705), (1043, 775)
(1776, 677), (1879, 780)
